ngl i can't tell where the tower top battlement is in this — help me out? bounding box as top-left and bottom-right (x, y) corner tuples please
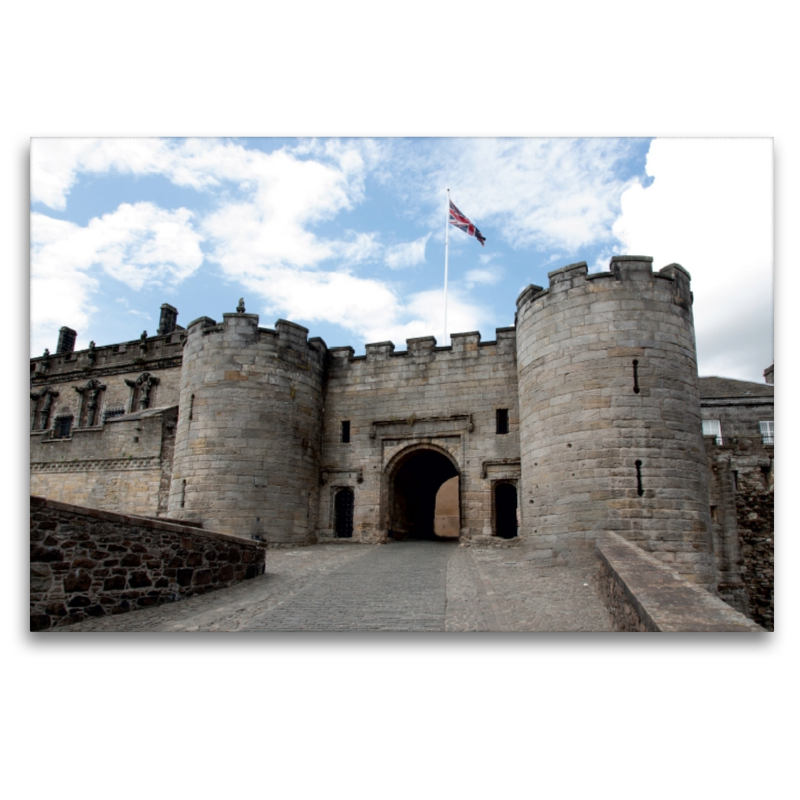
(516, 255), (693, 313)
(184, 308), (327, 367)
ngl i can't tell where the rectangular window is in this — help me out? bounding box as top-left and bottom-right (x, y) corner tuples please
(759, 420), (774, 445)
(496, 408), (509, 435)
(702, 419), (723, 445)
(53, 416), (73, 439)
(341, 420), (351, 443)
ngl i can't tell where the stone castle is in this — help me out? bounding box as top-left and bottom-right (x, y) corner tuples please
(29, 255), (775, 628)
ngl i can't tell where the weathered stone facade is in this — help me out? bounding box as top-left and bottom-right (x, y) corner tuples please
(700, 377), (775, 629)
(516, 257), (715, 588)
(29, 255), (774, 626)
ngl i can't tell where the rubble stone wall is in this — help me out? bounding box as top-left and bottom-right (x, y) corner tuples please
(735, 459), (774, 630)
(30, 495), (266, 631)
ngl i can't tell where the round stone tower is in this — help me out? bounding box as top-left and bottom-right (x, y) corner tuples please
(515, 256), (716, 588)
(167, 310), (327, 544)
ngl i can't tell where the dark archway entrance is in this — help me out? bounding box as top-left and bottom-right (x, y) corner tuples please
(334, 488), (354, 538)
(495, 483), (518, 539)
(390, 448), (459, 540)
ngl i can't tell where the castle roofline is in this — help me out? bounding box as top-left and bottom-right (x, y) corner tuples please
(698, 376), (774, 399)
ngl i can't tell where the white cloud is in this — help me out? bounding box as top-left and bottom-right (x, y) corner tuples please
(29, 138), (417, 354)
(30, 203), (204, 353)
(465, 267), (502, 287)
(30, 138), (214, 210)
(400, 138), (643, 253)
(246, 267), (400, 336)
(30, 213), (99, 356)
(361, 286), (493, 347)
(384, 234), (430, 269)
(613, 138), (772, 380)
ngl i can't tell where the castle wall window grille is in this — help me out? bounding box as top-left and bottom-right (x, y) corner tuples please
(103, 404), (125, 423)
(702, 419), (723, 445)
(496, 408), (509, 435)
(52, 414), (74, 440)
(759, 420), (774, 446)
(334, 488), (354, 538)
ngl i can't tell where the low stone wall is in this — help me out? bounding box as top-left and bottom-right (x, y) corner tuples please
(595, 531), (764, 632)
(30, 495), (266, 631)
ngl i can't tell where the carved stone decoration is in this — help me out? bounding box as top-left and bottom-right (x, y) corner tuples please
(74, 378), (106, 426)
(139, 331), (148, 354)
(87, 341), (97, 367)
(30, 391), (41, 430)
(34, 387), (59, 430)
(237, 298), (246, 314)
(39, 348), (50, 374)
(125, 372), (159, 411)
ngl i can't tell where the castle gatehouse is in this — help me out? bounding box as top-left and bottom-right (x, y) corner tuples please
(29, 256), (775, 627)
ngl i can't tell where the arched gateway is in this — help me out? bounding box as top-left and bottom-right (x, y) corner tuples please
(385, 445), (460, 541)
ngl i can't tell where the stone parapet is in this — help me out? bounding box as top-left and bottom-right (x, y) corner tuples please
(30, 331), (185, 386)
(30, 495), (266, 631)
(595, 531), (763, 631)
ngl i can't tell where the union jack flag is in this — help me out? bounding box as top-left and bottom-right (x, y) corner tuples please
(449, 199), (485, 246)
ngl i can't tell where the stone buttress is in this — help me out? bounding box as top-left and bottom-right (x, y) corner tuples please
(515, 256), (717, 588)
(167, 311), (327, 544)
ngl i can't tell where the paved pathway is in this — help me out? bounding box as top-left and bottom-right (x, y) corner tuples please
(60, 541), (614, 632)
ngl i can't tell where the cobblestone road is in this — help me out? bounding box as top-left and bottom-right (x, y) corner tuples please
(60, 541), (614, 632)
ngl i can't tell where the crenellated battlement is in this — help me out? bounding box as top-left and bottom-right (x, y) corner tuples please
(328, 327), (517, 368)
(184, 310), (327, 369)
(515, 255), (693, 316)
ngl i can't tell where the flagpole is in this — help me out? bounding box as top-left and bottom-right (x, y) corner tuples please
(443, 188), (450, 346)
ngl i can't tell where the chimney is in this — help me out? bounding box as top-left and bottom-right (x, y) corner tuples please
(56, 327), (77, 354)
(157, 304), (179, 336)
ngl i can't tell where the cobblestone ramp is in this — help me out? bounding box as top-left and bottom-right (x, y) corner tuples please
(60, 541), (614, 632)
(246, 541), (454, 631)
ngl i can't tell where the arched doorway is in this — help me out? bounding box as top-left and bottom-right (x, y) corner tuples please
(388, 446), (460, 540)
(495, 482), (518, 539)
(334, 488), (354, 538)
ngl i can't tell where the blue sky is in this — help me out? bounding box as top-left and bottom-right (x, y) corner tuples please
(30, 137), (772, 381)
